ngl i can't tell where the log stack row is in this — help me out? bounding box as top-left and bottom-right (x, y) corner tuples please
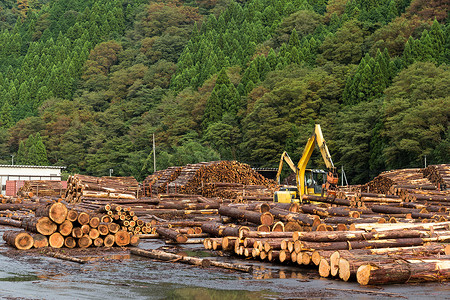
(167, 161), (277, 195)
(362, 168), (435, 194)
(65, 174), (140, 204)
(142, 166), (183, 196)
(422, 164), (450, 190)
(203, 205), (450, 285)
(201, 182), (274, 201)
(17, 180), (65, 198)
(2, 201), (139, 249)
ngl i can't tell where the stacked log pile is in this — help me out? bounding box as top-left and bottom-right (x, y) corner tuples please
(362, 169), (434, 194)
(65, 175), (140, 204)
(201, 183), (273, 201)
(422, 164), (450, 190)
(142, 167), (183, 196)
(1, 201), (140, 249)
(17, 180), (65, 198)
(201, 199), (450, 285)
(167, 161), (277, 197)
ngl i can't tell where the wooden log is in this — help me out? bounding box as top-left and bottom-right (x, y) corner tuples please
(272, 221), (285, 232)
(98, 223), (109, 235)
(35, 202), (68, 224)
(218, 206), (273, 226)
(0, 217), (22, 228)
(48, 232), (64, 248)
(89, 228), (100, 240)
(302, 194), (354, 206)
(319, 258), (331, 277)
(311, 250), (335, 265)
(357, 259), (450, 285)
(78, 235), (93, 248)
(66, 210), (78, 222)
(3, 230), (34, 250)
(221, 236), (238, 250)
(43, 250), (86, 264)
(293, 229), (426, 243)
(58, 220), (73, 236)
(77, 212), (90, 226)
(200, 222), (240, 237)
(298, 237), (427, 251)
(81, 224), (91, 235)
(72, 227), (83, 239)
(131, 248), (252, 272)
(130, 235), (140, 247)
(115, 230), (131, 246)
(22, 217), (57, 236)
(155, 227), (187, 243)
(93, 237), (104, 247)
(269, 207), (319, 226)
(239, 230), (293, 240)
(279, 249), (291, 263)
(340, 255), (396, 282)
(64, 236), (76, 248)
(108, 222), (120, 234)
(104, 234), (115, 247)
(33, 234), (48, 248)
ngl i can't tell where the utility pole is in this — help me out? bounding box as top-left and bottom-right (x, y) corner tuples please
(153, 133), (156, 172)
(424, 155), (427, 168)
(11, 154), (14, 165)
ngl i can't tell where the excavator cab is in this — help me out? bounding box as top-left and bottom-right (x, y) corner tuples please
(274, 169), (327, 203)
(306, 169), (327, 195)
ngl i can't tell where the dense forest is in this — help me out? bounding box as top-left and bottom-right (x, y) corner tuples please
(0, 0), (448, 183)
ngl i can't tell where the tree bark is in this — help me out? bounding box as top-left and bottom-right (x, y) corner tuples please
(3, 230), (34, 250)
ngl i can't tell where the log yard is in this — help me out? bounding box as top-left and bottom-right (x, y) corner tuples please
(0, 160), (450, 299)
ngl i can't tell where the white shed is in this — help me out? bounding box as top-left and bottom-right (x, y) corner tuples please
(0, 165), (65, 195)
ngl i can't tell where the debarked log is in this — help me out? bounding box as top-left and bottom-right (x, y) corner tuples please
(130, 248), (252, 272)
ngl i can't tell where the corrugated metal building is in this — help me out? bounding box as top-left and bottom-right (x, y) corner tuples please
(0, 165), (65, 196)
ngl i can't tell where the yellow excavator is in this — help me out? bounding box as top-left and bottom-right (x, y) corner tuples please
(274, 124), (338, 203)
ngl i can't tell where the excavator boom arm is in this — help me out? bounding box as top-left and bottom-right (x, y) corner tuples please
(297, 124), (335, 198)
(275, 151), (298, 184)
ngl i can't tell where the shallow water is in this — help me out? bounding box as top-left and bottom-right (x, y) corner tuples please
(1, 227), (449, 300)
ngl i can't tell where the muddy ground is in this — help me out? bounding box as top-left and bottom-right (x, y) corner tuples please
(0, 226), (449, 300)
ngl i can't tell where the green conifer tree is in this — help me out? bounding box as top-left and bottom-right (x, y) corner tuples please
(17, 140), (27, 165)
(0, 101), (13, 129)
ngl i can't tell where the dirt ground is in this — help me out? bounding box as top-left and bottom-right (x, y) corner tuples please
(1, 226), (449, 300)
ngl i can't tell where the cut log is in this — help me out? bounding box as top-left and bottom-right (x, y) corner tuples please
(58, 220), (73, 236)
(130, 235), (140, 247)
(78, 235), (92, 248)
(155, 227), (187, 243)
(357, 259), (450, 285)
(130, 248), (252, 272)
(64, 236), (76, 248)
(33, 234), (48, 248)
(77, 212), (90, 225)
(115, 230), (131, 246)
(218, 206), (274, 226)
(3, 230), (34, 250)
(35, 202), (68, 224)
(93, 237), (104, 247)
(0, 217), (23, 228)
(269, 207), (319, 226)
(22, 217), (57, 236)
(48, 232), (64, 248)
(104, 234), (115, 247)
(89, 228), (100, 240)
(66, 210), (78, 222)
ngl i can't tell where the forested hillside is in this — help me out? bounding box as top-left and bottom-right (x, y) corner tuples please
(0, 0), (448, 183)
